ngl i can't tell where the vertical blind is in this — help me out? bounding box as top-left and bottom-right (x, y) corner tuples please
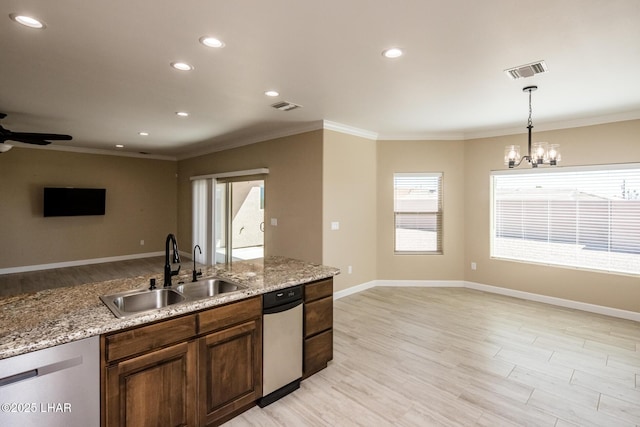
(394, 173), (443, 253)
(491, 164), (640, 275)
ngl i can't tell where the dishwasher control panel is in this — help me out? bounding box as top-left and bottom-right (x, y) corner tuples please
(263, 285), (302, 309)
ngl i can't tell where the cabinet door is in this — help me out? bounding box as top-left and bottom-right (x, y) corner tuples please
(104, 341), (197, 427)
(199, 319), (262, 426)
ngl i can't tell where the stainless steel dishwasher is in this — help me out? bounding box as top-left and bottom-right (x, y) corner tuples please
(258, 285), (303, 407)
(0, 336), (99, 427)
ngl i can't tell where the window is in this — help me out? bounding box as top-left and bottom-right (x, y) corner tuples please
(394, 173), (443, 254)
(491, 164), (640, 275)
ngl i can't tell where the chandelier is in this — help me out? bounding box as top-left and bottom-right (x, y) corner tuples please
(504, 85), (560, 168)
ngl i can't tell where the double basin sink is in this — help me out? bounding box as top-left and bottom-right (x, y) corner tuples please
(100, 278), (245, 318)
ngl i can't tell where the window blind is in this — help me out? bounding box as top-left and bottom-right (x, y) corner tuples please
(491, 164), (640, 275)
(394, 173), (443, 254)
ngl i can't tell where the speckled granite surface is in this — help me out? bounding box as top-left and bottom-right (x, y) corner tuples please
(0, 256), (339, 360)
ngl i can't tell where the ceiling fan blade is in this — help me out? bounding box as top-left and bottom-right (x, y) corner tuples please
(4, 136), (52, 145)
(7, 132), (72, 141)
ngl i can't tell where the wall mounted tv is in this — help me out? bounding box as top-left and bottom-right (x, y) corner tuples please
(43, 187), (106, 217)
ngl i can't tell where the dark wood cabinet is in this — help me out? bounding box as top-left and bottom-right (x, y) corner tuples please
(101, 277), (334, 426)
(101, 296), (262, 427)
(303, 278), (333, 377)
(198, 298), (262, 426)
(104, 340), (197, 427)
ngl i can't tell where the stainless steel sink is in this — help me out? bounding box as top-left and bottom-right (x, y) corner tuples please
(100, 277), (245, 318)
(100, 288), (186, 318)
(176, 278), (243, 299)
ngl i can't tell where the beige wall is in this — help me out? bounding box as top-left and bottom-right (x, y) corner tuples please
(0, 148), (177, 269)
(377, 139), (466, 280)
(4, 118), (639, 314)
(322, 130), (377, 293)
(464, 119), (640, 312)
(177, 131), (323, 264)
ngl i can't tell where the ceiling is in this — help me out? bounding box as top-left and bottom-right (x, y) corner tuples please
(1, 0), (639, 159)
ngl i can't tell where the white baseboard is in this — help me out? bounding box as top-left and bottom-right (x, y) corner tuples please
(334, 281), (377, 300)
(464, 281), (640, 323)
(375, 279), (466, 288)
(0, 252), (164, 275)
(335, 279), (640, 322)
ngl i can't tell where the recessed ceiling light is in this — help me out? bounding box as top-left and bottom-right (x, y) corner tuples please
(171, 62), (194, 71)
(382, 47), (403, 59)
(115, 144), (124, 148)
(176, 111), (189, 117)
(199, 36), (225, 48)
(264, 90), (279, 97)
(138, 131), (149, 136)
(9, 14), (46, 29)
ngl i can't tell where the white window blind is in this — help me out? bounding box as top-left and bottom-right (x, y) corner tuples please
(394, 173), (443, 254)
(491, 164), (640, 275)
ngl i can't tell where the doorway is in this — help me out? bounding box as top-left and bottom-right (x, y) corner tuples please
(215, 179), (264, 263)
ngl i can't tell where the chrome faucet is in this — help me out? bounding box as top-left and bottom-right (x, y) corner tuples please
(192, 245), (202, 282)
(164, 233), (181, 287)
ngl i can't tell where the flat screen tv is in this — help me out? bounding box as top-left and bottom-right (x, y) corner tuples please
(44, 187), (106, 217)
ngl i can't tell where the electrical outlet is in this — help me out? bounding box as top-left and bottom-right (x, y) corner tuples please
(140, 240), (145, 246)
(348, 265), (352, 274)
(331, 221), (340, 230)
(471, 262), (477, 270)
(270, 218), (278, 226)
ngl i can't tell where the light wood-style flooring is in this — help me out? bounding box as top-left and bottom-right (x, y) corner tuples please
(226, 287), (640, 426)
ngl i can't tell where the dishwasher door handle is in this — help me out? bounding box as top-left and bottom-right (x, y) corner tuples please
(263, 298), (302, 314)
(0, 356), (83, 388)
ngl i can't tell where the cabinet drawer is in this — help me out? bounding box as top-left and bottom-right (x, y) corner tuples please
(305, 295), (333, 338)
(304, 329), (333, 378)
(198, 296), (261, 335)
(104, 315), (197, 362)
(304, 278), (333, 302)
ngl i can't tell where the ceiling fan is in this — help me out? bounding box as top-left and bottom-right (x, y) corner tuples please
(0, 113), (72, 153)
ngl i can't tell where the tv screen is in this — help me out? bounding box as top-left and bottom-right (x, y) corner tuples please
(44, 187), (106, 217)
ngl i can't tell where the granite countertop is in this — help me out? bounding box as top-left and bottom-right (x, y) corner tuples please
(0, 256), (339, 360)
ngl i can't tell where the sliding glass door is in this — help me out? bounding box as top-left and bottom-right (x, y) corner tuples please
(193, 176), (264, 266)
(214, 179), (264, 263)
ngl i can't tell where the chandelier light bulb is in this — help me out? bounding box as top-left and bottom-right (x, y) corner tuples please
(504, 145), (521, 167)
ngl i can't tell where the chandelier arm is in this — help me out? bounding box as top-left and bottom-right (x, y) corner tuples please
(512, 155), (531, 168)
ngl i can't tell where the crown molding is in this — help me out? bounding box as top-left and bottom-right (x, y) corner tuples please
(322, 120), (378, 140)
(177, 121), (326, 160)
(464, 110), (640, 140)
(376, 132), (465, 141)
(20, 111), (639, 162)
(11, 142), (176, 161)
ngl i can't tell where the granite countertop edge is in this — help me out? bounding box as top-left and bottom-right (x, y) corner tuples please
(0, 256), (339, 360)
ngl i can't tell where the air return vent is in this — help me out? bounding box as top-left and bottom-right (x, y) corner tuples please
(504, 60), (548, 80)
(271, 101), (302, 111)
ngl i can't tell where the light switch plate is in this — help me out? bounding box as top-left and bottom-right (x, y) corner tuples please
(270, 218), (278, 226)
(331, 221), (340, 230)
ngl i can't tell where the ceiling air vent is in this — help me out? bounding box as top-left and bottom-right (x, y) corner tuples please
(271, 101), (302, 111)
(504, 60), (548, 80)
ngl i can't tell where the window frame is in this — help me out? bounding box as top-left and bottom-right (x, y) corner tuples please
(393, 172), (443, 255)
(490, 163), (640, 276)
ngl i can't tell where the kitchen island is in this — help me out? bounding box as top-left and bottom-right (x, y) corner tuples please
(1, 256), (338, 426)
(0, 256), (339, 359)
